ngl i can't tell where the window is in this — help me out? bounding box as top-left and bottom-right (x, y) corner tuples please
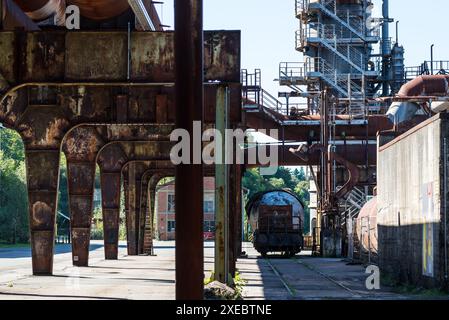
(167, 194), (175, 212)
(167, 220), (176, 232)
(203, 194), (214, 213)
(204, 220), (215, 232)
(204, 200), (214, 213)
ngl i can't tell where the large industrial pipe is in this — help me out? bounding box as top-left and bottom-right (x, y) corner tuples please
(174, 0), (204, 300)
(387, 75), (449, 123)
(1, 0), (40, 30)
(14, 0), (65, 25)
(68, 0), (130, 20)
(15, 0), (131, 21)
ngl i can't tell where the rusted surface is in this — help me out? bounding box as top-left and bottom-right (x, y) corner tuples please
(66, 32), (128, 81)
(175, 0), (205, 300)
(0, 31), (240, 84)
(398, 75), (449, 97)
(26, 150), (60, 275)
(0, 24), (241, 278)
(245, 111), (393, 142)
(67, 0), (130, 20)
(23, 32), (66, 82)
(17, 105), (70, 150)
(1, 84), (241, 129)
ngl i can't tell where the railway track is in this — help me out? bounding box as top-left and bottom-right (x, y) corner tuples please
(262, 255), (362, 299)
(264, 258), (296, 298)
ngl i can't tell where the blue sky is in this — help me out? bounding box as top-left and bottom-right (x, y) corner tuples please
(156, 0), (448, 98)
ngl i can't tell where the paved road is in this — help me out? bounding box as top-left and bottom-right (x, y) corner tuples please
(0, 241), (215, 300)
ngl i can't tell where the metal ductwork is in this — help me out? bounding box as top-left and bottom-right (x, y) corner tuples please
(386, 75), (449, 124)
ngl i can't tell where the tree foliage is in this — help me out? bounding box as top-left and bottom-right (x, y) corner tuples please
(0, 129), (29, 244)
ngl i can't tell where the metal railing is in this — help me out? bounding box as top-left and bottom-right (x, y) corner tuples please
(279, 62), (307, 82)
(405, 60), (449, 79)
(296, 0), (380, 40)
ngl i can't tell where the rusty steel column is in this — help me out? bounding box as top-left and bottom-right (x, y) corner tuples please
(235, 165), (243, 258)
(97, 144), (127, 260)
(123, 174), (132, 255)
(175, 0), (204, 299)
(25, 149), (61, 275)
(63, 128), (103, 266)
(215, 86), (230, 284)
(138, 174), (151, 254)
(66, 160), (96, 266)
(100, 171), (122, 259)
(228, 164), (237, 278)
(125, 163), (141, 256)
(144, 174), (163, 255)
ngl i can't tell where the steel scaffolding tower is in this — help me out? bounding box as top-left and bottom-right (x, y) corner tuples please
(280, 0), (385, 118)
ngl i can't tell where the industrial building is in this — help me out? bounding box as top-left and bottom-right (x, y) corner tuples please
(0, 0), (449, 302)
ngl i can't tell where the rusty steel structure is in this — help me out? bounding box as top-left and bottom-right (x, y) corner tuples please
(0, 1), (245, 302)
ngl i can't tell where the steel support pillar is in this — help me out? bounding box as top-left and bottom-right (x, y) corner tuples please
(125, 163), (143, 256)
(138, 174), (151, 254)
(228, 164), (238, 278)
(25, 149), (61, 275)
(144, 174), (162, 255)
(215, 86), (230, 284)
(234, 165), (243, 258)
(174, 0), (204, 300)
(97, 145), (127, 260)
(100, 171), (122, 259)
(66, 160), (96, 266)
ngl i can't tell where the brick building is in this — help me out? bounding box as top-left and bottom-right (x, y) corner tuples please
(156, 177), (215, 241)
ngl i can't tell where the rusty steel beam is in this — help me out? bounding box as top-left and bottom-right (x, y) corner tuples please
(174, 0), (204, 300)
(0, 31), (240, 85)
(245, 112), (393, 142)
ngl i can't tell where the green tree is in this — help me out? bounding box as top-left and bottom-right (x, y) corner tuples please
(0, 150), (29, 244)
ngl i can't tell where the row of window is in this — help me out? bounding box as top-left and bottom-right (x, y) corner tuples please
(167, 194), (215, 213)
(166, 220), (216, 233)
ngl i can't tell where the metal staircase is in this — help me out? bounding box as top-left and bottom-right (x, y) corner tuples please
(297, 23), (365, 73)
(296, 0), (379, 42)
(279, 0), (384, 117)
(242, 69), (308, 117)
(340, 186), (368, 224)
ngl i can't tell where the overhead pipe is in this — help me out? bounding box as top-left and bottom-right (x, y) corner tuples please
(14, 0), (66, 25)
(1, 0), (40, 30)
(387, 75), (449, 124)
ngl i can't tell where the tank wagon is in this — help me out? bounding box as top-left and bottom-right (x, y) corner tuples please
(246, 190), (304, 257)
